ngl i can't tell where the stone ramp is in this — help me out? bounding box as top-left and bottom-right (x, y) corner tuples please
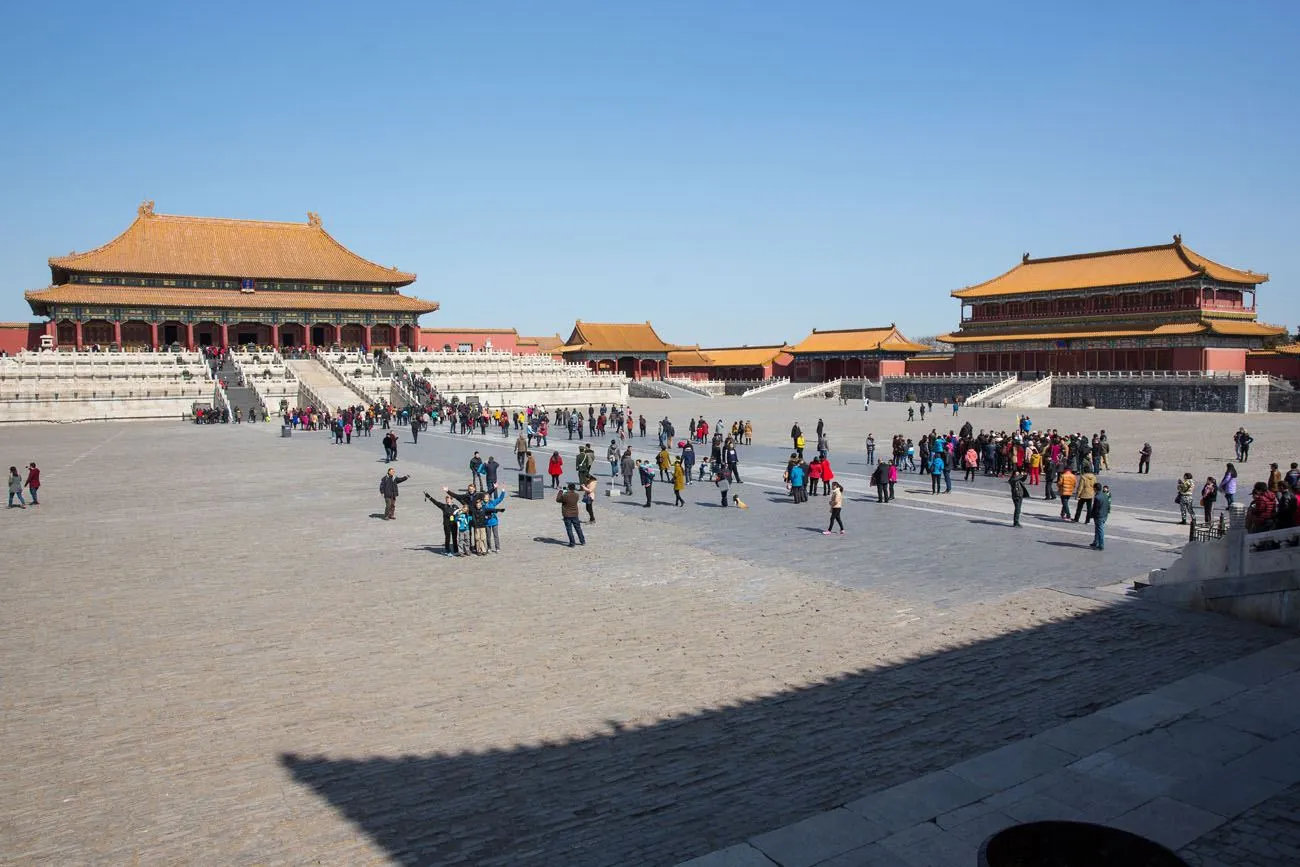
(283, 358), (359, 412)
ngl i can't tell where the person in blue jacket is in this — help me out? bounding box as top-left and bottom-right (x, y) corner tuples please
(929, 452), (945, 495)
(788, 458), (806, 504)
(483, 484), (507, 553)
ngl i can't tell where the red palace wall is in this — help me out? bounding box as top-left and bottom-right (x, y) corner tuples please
(418, 329), (519, 353)
(1248, 352), (1300, 380)
(0, 323), (44, 354)
(1196, 347), (1247, 374)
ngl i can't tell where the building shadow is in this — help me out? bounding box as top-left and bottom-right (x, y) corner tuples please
(278, 604), (1289, 866)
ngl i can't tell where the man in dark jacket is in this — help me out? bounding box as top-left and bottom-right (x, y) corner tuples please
(791, 421), (802, 450)
(557, 483), (586, 547)
(380, 468), (409, 520)
(469, 451), (483, 489)
(638, 461), (655, 507)
(425, 491), (460, 556)
(410, 415), (420, 444)
(1090, 485), (1111, 550)
(1009, 468), (1028, 528)
(620, 449), (635, 495)
(484, 456), (500, 491)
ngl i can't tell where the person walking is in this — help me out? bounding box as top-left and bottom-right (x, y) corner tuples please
(929, 451), (944, 495)
(515, 433), (528, 470)
(607, 440), (621, 477)
(383, 430), (398, 462)
(871, 460), (889, 503)
(1009, 468), (1029, 527)
(581, 475), (599, 523)
(1074, 469), (1097, 524)
(1176, 473), (1195, 524)
(547, 451), (563, 489)
(8, 466), (27, 509)
(1221, 464), (1238, 509)
(824, 481), (845, 534)
(1090, 484), (1111, 550)
(725, 441), (742, 484)
(1058, 466), (1077, 519)
(620, 448), (635, 495)
(557, 483), (586, 546)
(1200, 476), (1218, 525)
(1138, 442), (1152, 474)
(410, 415), (420, 444)
(672, 458), (686, 506)
(24, 462), (39, 506)
(379, 468), (409, 520)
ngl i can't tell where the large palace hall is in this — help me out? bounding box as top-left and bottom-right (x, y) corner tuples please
(23, 202), (438, 351)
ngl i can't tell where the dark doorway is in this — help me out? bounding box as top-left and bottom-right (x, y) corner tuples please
(282, 333), (297, 347)
(311, 326), (326, 346)
(163, 325), (179, 345)
(238, 333), (257, 346)
(198, 333), (212, 347)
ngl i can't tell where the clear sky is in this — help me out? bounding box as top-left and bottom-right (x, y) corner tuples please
(1, 1), (1296, 346)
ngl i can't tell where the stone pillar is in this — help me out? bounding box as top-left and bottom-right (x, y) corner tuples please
(149, 322), (158, 350)
(74, 321), (84, 349)
(1226, 503), (1248, 578)
(113, 321), (122, 347)
(271, 324), (280, 348)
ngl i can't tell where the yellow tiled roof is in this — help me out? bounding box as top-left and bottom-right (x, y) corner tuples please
(667, 347), (714, 367)
(25, 284), (438, 313)
(518, 334), (565, 352)
(693, 344), (792, 367)
(938, 320), (1284, 343)
(1249, 342), (1300, 356)
(790, 326), (928, 354)
(953, 238), (1267, 299)
(561, 321), (674, 353)
(49, 203), (416, 285)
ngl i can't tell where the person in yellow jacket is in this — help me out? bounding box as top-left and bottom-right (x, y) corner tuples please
(795, 433), (806, 459)
(657, 446), (672, 482)
(672, 458), (686, 506)
(1058, 467), (1077, 520)
(1074, 470), (1098, 523)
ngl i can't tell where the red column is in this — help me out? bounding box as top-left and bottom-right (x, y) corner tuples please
(149, 322), (158, 350)
(332, 324), (341, 346)
(221, 324), (229, 348)
(184, 323), (194, 350)
(44, 321), (55, 347)
(271, 324), (280, 348)
(363, 325), (372, 349)
(113, 320), (122, 347)
(74, 321), (84, 349)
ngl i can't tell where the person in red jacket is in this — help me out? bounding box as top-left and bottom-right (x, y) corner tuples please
(25, 462), (40, 506)
(547, 451), (564, 489)
(820, 457), (835, 496)
(808, 456), (825, 496)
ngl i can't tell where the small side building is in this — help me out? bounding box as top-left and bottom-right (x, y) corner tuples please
(787, 325), (929, 382)
(560, 320), (676, 379)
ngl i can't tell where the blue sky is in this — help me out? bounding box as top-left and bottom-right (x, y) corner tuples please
(1, 1), (1296, 345)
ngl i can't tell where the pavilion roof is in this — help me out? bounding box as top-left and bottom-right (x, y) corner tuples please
(561, 320), (675, 353)
(518, 334), (565, 352)
(1249, 342), (1300, 356)
(667, 346), (714, 367)
(789, 325), (928, 355)
(692, 344), (791, 367)
(25, 284), (438, 314)
(938, 319), (1287, 343)
(953, 237), (1267, 300)
(49, 202), (416, 285)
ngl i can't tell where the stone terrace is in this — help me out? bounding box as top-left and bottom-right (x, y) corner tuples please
(0, 408), (1296, 865)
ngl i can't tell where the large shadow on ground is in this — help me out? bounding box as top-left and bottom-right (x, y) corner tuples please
(280, 603), (1286, 866)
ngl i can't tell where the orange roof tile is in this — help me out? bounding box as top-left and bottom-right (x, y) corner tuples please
(25, 284), (437, 314)
(667, 347), (714, 367)
(953, 237), (1267, 299)
(561, 321), (674, 353)
(790, 325), (928, 354)
(49, 202), (416, 285)
(1250, 342), (1300, 356)
(937, 320), (1279, 343)
(519, 334), (564, 352)
(692, 344), (791, 367)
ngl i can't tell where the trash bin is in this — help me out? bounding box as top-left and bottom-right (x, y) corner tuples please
(518, 473), (545, 500)
(979, 821), (1188, 867)
(281, 425), (292, 438)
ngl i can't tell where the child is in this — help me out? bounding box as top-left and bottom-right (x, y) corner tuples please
(698, 456), (711, 481)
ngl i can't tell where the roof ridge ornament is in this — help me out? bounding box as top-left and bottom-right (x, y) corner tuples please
(1173, 233), (1182, 245)
(138, 200), (155, 218)
(307, 212), (322, 228)
(1023, 252), (1030, 263)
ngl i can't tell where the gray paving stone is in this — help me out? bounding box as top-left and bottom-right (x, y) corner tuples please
(876, 822), (972, 867)
(1168, 767), (1291, 818)
(1097, 693), (1195, 729)
(1000, 793), (1092, 823)
(1033, 714), (1143, 757)
(1034, 768), (1156, 820)
(844, 771), (989, 833)
(750, 809), (887, 867)
(1069, 752), (1182, 799)
(681, 843), (779, 867)
(809, 843), (911, 867)
(1150, 673), (1248, 710)
(1224, 734), (1300, 785)
(947, 740), (1075, 791)
(1204, 652), (1299, 688)
(1162, 719), (1268, 764)
(1111, 796), (1227, 851)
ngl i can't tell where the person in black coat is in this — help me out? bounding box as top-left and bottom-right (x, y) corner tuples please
(379, 468), (409, 520)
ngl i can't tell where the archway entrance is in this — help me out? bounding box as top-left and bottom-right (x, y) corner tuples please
(160, 321), (187, 348)
(399, 325), (415, 349)
(56, 320), (76, 346)
(617, 356), (637, 378)
(639, 358), (660, 379)
(83, 319), (114, 347)
(279, 323), (305, 348)
(121, 320), (151, 349)
(234, 322), (270, 346)
(194, 321), (221, 348)
(371, 324), (395, 348)
(341, 324), (365, 347)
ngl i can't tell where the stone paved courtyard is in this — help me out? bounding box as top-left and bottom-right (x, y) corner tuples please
(1, 398), (1298, 865)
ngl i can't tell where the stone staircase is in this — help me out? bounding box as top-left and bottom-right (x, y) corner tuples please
(964, 376), (1020, 407)
(216, 355), (266, 420)
(283, 359), (363, 413)
(996, 375), (1053, 409)
(656, 379), (713, 399)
